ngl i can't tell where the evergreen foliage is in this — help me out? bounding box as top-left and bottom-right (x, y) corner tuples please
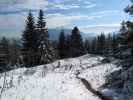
(58, 30), (66, 59)
(70, 27), (85, 57)
(22, 11), (38, 67)
(36, 10), (56, 64)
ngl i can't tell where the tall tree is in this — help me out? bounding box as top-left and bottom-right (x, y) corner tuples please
(117, 0), (133, 61)
(84, 39), (91, 54)
(105, 33), (113, 56)
(91, 37), (97, 54)
(70, 26), (85, 57)
(36, 10), (56, 64)
(65, 34), (71, 58)
(58, 30), (66, 59)
(22, 11), (38, 51)
(0, 37), (9, 71)
(96, 33), (106, 55)
(22, 11), (38, 66)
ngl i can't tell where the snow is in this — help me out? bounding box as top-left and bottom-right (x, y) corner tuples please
(79, 63), (120, 90)
(0, 54), (118, 100)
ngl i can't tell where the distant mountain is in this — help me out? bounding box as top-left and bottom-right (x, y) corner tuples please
(48, 28), (96, 41)
(0, 28), (97, 41)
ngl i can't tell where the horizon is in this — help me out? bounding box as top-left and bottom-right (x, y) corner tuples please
(0, 0), (131, 38)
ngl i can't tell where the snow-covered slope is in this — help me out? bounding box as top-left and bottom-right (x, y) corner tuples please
(0, 54), (119, 100)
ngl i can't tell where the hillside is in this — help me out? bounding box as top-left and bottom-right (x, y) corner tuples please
(0, 54), (122, 100)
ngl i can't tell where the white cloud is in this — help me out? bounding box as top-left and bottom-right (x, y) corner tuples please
(46, 14), (81, 28)
(91, 10), (120, 16)
(84, 1), (92, 5)
(80, 24), (120, 34)
(48, 3), (80, 10)
(46, 13), (103, 28)
(85, 4), (96, 8)
(0, 0), (48, 12)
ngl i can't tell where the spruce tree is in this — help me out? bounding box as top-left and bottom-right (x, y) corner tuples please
(70, 26), (85, 57)
(117, 0), (133, 64)
(22, 11), (38, 51)
(58, 30), (66, 59)
(22, 11), (38, 67)
(84, 39), (91, 54)
(36, 10), (56, 64)
(91, 37), (97, 54)
(96, 33), (106, 55)
(0, 37), (9, 71)
(105, 33), (113, 56)
(112, 33), (118, 56)
(65, 34), (71, 58)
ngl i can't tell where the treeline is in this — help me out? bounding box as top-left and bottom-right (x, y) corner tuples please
(84, 33), (118, 56)
(0, 37), (21, 71)
(58, 29), (118, 59)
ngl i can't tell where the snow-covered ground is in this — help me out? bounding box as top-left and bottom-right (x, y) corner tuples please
(0, 54), (120, 100)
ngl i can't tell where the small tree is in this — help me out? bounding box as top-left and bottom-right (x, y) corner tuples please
(65, 34), (71, 58)
(58, 30), (66, 59)
(84, 39), (91, 54)
(70, 26), (85, 57)
(8, 39), (20, 66)
(91, 37), (97, 54)
(96, 33), (106, 55)
(0, 37), (9, 71)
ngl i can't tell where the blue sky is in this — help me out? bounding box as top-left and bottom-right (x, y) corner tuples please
(0, 0), (131, 37)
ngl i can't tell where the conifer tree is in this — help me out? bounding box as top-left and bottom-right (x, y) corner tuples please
(96, 33), (106, 55)
(105, 33), (113, 56)
(91, 37), (97, 54)
(70, 27), (85, 57)
(36, 10), (56, 64)
(84, 39), (91, 54)
(22, 11), (38, 66)
(112, 33), (118, 55)
(65, 34), (71, 58)
(58, 30), (66, 59)
(0, 37), (9, 71)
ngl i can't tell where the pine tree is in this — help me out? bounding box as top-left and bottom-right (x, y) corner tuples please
(22, 11), (38, 51)
(9, 39), (20, 66)
(125, 0), (133, 15)
(118, 21), (128, 45)
(58, 30), (66, 59)
(22, 11), (38, 67)
(70, 26), (85, 57)
(112, 33), (118, 56)
(105, 33), (113, 56)
(117, 1), (133, 64)
(65, 34), (71, 58)
(36, 10), (56, 64)
(0, 37), (9, 71)
(96, 33), (106, 55)
(84, 39), (91, 54)
(91, 37), (97, 54)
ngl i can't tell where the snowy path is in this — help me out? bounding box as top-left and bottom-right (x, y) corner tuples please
(77, 77), (112, 100)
